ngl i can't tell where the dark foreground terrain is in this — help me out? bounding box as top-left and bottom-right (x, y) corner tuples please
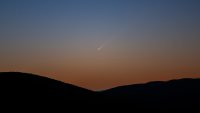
(0, 72), (199, 112)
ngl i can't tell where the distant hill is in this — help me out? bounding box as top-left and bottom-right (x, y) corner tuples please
(0, 72), (199, 112)
(101, 78), (200, 111)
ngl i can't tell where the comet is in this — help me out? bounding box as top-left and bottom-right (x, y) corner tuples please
(97, 46), (103, 51)
(96, 34), (119, 51)
(97, 41), (108, 51)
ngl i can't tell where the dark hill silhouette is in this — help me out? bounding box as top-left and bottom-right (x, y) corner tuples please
(0, 72), (95, 103)
(0, 72), (200, 112)
(101, 78), (200, 111)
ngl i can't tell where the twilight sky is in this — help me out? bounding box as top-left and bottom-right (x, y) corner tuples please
(0, 0), (200, 90)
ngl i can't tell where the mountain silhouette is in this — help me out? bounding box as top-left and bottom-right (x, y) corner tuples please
(0, 72), (95, 104)
(0, 72), (199, 112)
(101, 78), (200, 111)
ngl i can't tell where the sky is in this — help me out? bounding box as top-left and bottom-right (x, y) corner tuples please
(0, 0), (200, 90)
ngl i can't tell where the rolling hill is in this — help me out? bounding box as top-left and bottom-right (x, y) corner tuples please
(0, 72), (199, 112)
(0, 72), (95, 102)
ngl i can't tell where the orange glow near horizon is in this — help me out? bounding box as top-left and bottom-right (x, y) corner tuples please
(1, 48), (199, 90)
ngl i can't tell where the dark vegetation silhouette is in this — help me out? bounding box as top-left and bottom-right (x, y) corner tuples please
(0, 72), (199, 112)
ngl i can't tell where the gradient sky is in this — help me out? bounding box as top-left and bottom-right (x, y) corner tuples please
(0, 0), (200, 90)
